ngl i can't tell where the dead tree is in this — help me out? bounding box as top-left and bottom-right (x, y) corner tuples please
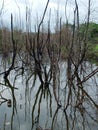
(4, 14), (17, 79)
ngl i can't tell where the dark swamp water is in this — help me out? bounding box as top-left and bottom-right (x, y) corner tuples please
(0, 55), (98, 130)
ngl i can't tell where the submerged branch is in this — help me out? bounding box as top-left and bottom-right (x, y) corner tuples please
(77, 68), (98, 85)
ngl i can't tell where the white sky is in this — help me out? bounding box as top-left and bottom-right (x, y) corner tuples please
(0, 0), (98, 31)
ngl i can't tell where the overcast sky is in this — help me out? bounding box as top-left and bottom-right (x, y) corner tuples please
(0, 0), (98, 31)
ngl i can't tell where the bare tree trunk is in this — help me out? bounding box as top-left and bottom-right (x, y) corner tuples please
(4, 14), (17, 79)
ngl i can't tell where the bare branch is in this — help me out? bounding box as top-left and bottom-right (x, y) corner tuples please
(77, 68), (98, 85)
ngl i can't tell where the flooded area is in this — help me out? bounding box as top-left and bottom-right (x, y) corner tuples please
(0, 56), (98, 130)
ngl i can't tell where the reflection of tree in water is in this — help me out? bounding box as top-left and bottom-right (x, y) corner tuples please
(0, 57), (98, 130)
(0, 76), (20, 130)
(28, 62), (98, 130)
(31, 83), (52, 130)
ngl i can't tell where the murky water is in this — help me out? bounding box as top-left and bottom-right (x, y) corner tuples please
(0, 56), (98, 130)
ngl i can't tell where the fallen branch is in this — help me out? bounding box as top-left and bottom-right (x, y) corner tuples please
(77, 67), (98, 85)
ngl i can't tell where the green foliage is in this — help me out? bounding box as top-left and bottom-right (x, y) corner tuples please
(79, 22), (98, 40)
(87, 43), (98, 62)
(89, 23), (98, 35)
(95, 45), (98, 51)
(87, 23), (98, 45)
(79, 22), (98, 62)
